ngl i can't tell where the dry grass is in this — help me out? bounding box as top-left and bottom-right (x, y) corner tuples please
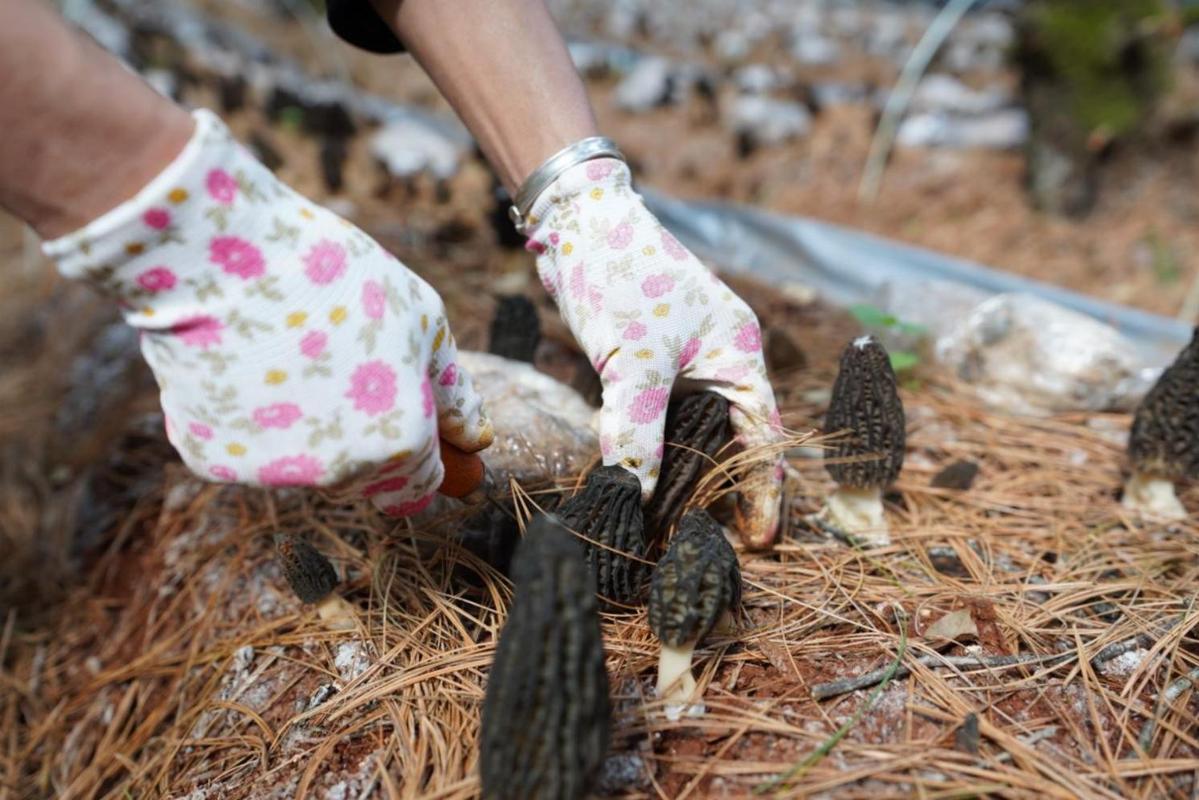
(1, 287), (1195, 799)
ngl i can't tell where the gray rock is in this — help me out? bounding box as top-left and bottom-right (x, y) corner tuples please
(728, 96), (812, 148)
(614, 56), (674, 112)
(897, 109), (1028, 150)
(811, 82), (869, 108)
(733, 63), (788, 95)
(369, 118), (466, 181)
(912, 75), (1011, 116)
(790, 29), (841, 66)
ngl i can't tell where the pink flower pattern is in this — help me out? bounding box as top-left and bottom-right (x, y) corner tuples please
(346, 361), (397, 416)
(524, 157), (782, 545)
(362, 280), (385, 319)
(209, 465), (237, 481)
(258, 454), (324, 486)
(38, 113), (495, 517)
(252, 403), (302, 429)
(733, 322), (762, 353)
(137, 267), (177, 293)
(641, 273), (675, 298)
(210, 236), (265, 279)
(420, 378), (435, 418)
(678, 337), (701, 369)
(206, 169), (237, 204)
(143, 208), (171, 230)
(172, 315), (223, 349)
(628, 387), (671, 424)
(303, 239), (348, 285)
(300, 330), (327, 359)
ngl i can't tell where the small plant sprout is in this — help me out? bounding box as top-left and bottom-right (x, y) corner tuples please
(1123, 328), (1199, 522)
(648, 509), (741, 716)
(480, 514), (610, 800)
(273, 532), (354, 629)
(820, 336), (907, 547)
(557, 465), (649, 607)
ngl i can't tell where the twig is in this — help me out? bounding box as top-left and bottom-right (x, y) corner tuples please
(1138, 666), (1199, 751)
(755, 610), (909, 794)
(811, 620), (1182, 700)
(858, 0), (984, 201)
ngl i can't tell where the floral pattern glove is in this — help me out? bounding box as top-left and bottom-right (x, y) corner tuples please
(525, 159), (783, 547)
(43, 109), (492, 516)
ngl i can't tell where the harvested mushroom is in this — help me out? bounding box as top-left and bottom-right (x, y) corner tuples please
(648, 509), (741, 711)
(480, 514), (610, 800)
(274, 532), (354, 628)
(820, 336), (906, 547)
(646, 392), (732, 537)
(1123, 329), (1199, 521)
(489, 294), (541, 364)
(557, 465), (649, 606)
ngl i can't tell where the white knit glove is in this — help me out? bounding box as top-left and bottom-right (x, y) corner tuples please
(525, 159), (783, 547)
(43, 109), (492, 516)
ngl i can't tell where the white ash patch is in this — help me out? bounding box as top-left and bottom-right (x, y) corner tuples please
(1099, 648), (1147, 678)
(335, 641), (370, 683)
(320, 750), (379, 800)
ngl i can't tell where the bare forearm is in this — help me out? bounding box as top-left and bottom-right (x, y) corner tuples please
(371, 0), (599, 194)
(0, 0), (193, 239)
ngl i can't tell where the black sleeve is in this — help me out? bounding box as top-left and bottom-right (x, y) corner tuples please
(326, 0), (406, 54)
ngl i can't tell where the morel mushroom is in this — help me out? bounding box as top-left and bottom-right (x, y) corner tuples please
(557, 465), (649, 606)
(1123, 329), (1199, 521)
(821, 336), (906, 547)
(489, 294), (541, 364)
(646, 392), (732, 537)
(274, 533), (354, 628)
(648, 509), (741, 708)
(480, 514), (610, 800)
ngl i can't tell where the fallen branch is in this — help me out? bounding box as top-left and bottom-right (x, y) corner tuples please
(811, 619), (1182, 701)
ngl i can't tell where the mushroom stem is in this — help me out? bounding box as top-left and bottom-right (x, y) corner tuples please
(1122, 471), (1186, 521)
(823, 486), (890, 546)
(656, 640), (698, 704)
(316, 594), (357, 630)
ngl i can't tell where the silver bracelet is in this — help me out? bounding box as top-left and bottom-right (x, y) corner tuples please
(508, 136), (625, 232)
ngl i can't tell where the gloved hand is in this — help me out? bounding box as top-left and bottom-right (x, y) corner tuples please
(525, 159), (783, 547)
(43, 109), (492, 516)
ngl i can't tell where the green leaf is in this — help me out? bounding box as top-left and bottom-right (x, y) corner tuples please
(849, 303), (897, 328)
(889, 351), (920, 373)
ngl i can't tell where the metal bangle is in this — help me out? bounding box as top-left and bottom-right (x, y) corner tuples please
(508, 136), (625, 232)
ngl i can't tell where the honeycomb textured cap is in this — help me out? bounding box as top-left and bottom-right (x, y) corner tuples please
(557, 465), (649, 606)
(646, 392), (732, 537)
(1128, 327), (1199, 482)
(488, 294), (542, 364)
(648, 509), (742, 648)
(823, 336), (906, 489)
(480, 514), (611, 800)
(274, 533), (338, 604)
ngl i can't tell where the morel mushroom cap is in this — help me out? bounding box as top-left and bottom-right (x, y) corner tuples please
(557, 465), (648, 606)
(274, 532), (338, 604)
(824, 336), (906, 490)
(275, 532), (355, 629)
(648, 509), (741, 706)
(480, 514), (611, 800)
(646, 392), (732, 537)
(1123, 328), (1199, 520)
(489, 294), (541, 364)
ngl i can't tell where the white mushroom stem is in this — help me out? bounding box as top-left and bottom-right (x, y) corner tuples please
(316, 594), (357, 631)
(823, 485), (890, 547)
(656, 640), (698, 704)
(1122, 472), (1186, 522)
